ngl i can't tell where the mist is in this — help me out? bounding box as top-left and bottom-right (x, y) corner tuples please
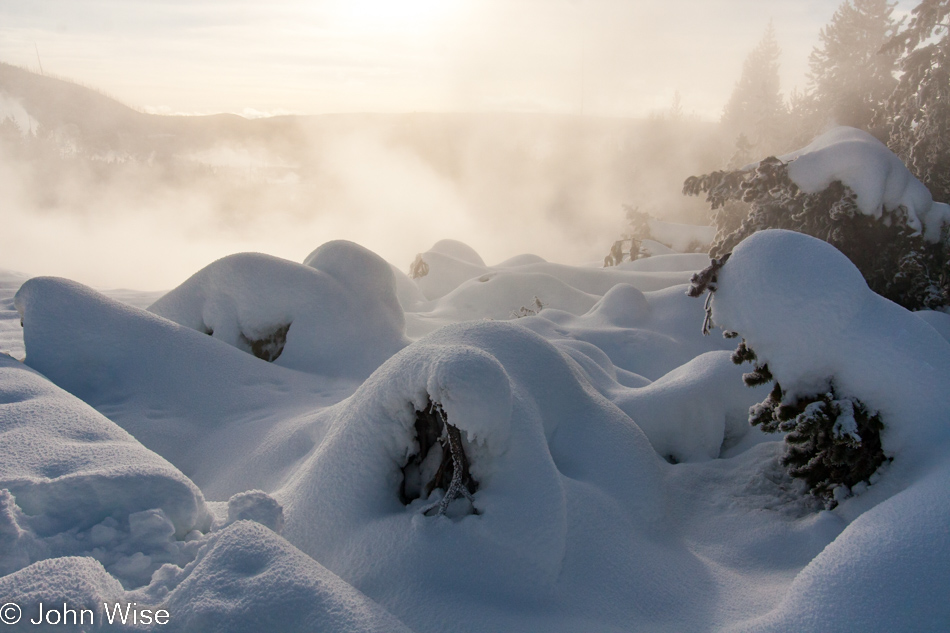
(4, 0), (916, 290)
(0, 69), (723, 289)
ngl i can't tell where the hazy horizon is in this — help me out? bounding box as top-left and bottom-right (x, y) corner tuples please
(0, 0), (917, 120)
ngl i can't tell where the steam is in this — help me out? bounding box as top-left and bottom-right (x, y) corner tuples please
(0, 99), (719, 290)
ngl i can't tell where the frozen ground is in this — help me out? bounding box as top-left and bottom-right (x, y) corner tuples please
(1, 128), (949, 631)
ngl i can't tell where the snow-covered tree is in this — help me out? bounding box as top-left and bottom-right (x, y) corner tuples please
(687, 243), (890, 507)
(721, 22), (787, 159)
(730, 339), (888, 506)
(881, 0), (950, 201)
(684, 129), (950, 311)
(808, 0), (901, 134)
(603, 205), (651, 266)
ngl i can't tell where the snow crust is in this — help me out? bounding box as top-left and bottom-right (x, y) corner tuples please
(784, 126), (950, 242)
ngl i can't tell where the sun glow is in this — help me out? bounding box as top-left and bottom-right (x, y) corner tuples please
(331, 0), (461, 31)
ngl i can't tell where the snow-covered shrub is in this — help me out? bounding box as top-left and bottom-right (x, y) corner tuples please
(279, 320), (666, 603)
(509, 296), (545, 318)
(688, 230), (950, 506)
(400, 399), (478, 517)
(605, 206), (713, 266)
(408, 253), (429, 279)
(690, 256), (887, 504)
(148, 241), (408, 378)
(684, 127), (950, 310)
(730, 339), (888, 504)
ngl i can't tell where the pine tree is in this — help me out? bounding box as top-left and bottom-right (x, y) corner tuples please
(881, 0), (950, 202)
(688, 271), (890, 507)
(668, 90), (685, 121)
(807, 0), (900, 134)
(785, 88), (822, 151)
(683, 156), (950, 311)
(721, 22), (787, 157)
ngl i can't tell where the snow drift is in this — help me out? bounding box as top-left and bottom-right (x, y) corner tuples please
(3, 224), (950, 631)
(0, 353), (211, 587)
(149, 241), (407, 379)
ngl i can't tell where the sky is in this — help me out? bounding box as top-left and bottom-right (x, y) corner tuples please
(0, 0), (917, 120)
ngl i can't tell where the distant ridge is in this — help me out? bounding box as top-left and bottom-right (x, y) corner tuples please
(0, 61), (723, 228)
(0, 62), (279, 155)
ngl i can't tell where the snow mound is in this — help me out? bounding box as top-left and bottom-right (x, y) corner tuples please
(737, 461), (950, 632)
(225, 490), (284, 534)
(431, 271), (600, 320)
(584, 283), (652, 328)
(401, 238), (705, 323)
(711, 229), (950, 471)
(278, 321), (667, 627)
(0, 353), (211, 587)
(0, 523), (416, 633)
(149, 247), (407, 378)
(0, 557), (125, 625)
(522, 284), (736, 381)
(426, 238), (486, 266)
(302, 239), (405, 318)
(614, 351), (768, 462)
(156, 521), (415, 633)
(13, 276), (340, 499)
(412, 246), (490, 301)
(784, 126), (950, 242)
(494, 253), (547, 267)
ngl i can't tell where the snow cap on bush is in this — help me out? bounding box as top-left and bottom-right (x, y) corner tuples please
(783, 127), (950, 242)
(710, 229), (950, 463)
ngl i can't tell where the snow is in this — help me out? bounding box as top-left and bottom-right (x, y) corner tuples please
(153, 521), (415, 633)
(710, 229), (950, 474)
(736, 461), (950, 632)
(1, 219), (949, 630)
(149, 242), (407, 379)
(425, 238), (486, 266)
(12, 275), (349, 500)
(0, 269), (29, 360)
(612, 351), (770, 462)
(783, 126), (950, 242)
(916, 308), (950, 343)
(0, 353), (211, 587)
